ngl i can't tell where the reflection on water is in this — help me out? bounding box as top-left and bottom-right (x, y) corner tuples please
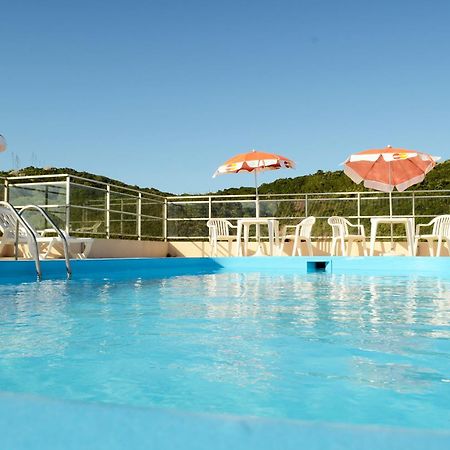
(0, 271), (449, 429)
(0, 281), (73, 357)
(352, 356), (440, 394)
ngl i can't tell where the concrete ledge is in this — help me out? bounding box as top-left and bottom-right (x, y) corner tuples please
(0, 239), (169, 259)
(0, 256), (449, 281)
(87, 239), (169, 258)
(3, 239), (447, 260)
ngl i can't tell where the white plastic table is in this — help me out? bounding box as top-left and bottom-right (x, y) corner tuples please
(236, 218), (280, 256)
(369, 217), (415, 256)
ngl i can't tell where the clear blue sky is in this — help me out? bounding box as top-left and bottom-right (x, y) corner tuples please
(1, 0), (449, 194)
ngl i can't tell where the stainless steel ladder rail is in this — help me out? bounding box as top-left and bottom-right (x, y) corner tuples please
(19, 205), (72, 279)
(0, 200), (42, 280)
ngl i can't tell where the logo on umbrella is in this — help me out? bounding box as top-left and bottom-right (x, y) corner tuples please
(392, 152), (409, 160)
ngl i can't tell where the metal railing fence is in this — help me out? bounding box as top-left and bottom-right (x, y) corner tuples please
(166, 190), (450, 241)
(2, 174), (450, 242)
(4, 174), (165, 240)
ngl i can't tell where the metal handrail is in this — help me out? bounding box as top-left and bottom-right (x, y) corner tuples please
(166, 189), (450, 201)
(0, 201), (42, 279)
(19, 205), (72, 279)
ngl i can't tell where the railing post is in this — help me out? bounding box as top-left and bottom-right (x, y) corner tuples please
(106, 184), (111, 239)
(208, 196), (212, 219)
(4, 178), (8, 202)
(357, 192), (361, 226)
(65, 176), (71, 234)
(412, 192), (415, 218)
(120, 198), (124, 235)
(137, 192), (142, 241)
(305, 194), (308, 217)
(163, 198), (168, 242)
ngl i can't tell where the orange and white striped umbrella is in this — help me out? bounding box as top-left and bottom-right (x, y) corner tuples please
(213, 149), (295, 177)
(213, 149), (295, 218)
(343, 146), (440, 193)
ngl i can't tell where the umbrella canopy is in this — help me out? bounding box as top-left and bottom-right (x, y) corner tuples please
(343, 145), (439, 193)
(343, 145), (440, 251)
(213, 149), (295, 177)
(0, 135), (6, 153)
(213, 149), (295, 218)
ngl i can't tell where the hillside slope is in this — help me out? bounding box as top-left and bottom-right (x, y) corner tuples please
(3, 159), (449, 197)
(214, 159), (450, 196)
(1, 167), (172, 197)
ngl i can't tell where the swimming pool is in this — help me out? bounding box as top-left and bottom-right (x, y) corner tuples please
(1, 257), (450, 449)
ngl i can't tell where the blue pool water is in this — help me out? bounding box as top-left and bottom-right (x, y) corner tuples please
(0, 268), (449, 431)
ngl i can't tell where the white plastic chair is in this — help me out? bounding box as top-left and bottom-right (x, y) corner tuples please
(206, 219), (237, 256)
(414, 214), (450, 256)
(279, 216), (316, 256)
(328, 216), (367, 256)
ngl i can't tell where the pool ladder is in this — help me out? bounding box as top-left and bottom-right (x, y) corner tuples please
(0, 201), (72, 280)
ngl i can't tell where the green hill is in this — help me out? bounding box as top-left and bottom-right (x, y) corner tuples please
(214, 159), (450, 196)
(1, 166), (172, 197)
(4, 159), (449, 197)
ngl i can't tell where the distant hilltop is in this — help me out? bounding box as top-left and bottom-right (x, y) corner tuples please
(1, 166), (173, 197)
(212, 159), (450, 196)
(2, 159), (449, 197)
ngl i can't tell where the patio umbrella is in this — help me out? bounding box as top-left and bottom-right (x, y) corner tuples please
(213, 149), (295, 218)
(0, 135), (6, 153)
(343, 145), (440, 216)
(343, 145), (440, 249)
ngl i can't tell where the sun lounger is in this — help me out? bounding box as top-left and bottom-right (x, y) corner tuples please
(0, 205), (93, 259)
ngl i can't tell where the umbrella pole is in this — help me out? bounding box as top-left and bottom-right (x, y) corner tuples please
(254, 169), (268, 256)
(389, 190), (393, 217)
(389, 190), (394, 251)
(254, 170), (259, 219)
(254, 170), (261, 251)
(389, 162), (394, 251)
